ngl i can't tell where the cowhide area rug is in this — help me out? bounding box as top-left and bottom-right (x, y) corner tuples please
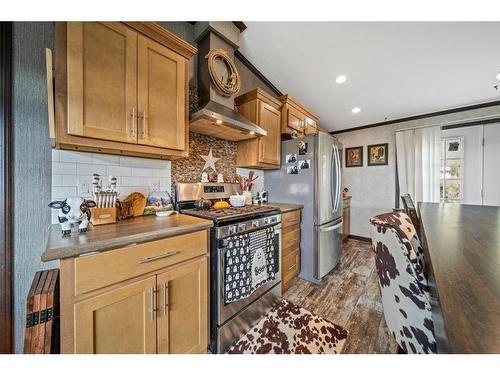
(227, 299), (349, 354)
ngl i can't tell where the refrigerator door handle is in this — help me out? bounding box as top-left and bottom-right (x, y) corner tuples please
(330, 143), (336, 214)
(334, 143), (341, 213)
(319, 221), (343, 232)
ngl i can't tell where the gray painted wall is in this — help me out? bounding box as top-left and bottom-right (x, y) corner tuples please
(335, 105), (500, 238)
(13, 22), (57, 353)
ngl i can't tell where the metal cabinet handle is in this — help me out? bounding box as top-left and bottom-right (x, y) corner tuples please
(139, 251), (179, 264)
(163, 282), (169, 316)
(139, 110), (147, 139)
(130, 108), (136, 138)
(287, 218), (299, 223)
(149, 287), (155, 321)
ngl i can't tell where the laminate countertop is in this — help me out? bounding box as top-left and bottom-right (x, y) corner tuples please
(42, 213), (213, 262)
(418, 202), (500, 353)
(260, 202), (304, 213)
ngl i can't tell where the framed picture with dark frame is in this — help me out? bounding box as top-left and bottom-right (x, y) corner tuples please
(367, 143), (389, 166)
(345, 146), (363, 167)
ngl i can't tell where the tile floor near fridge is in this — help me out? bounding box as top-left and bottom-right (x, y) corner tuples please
(284, 239), (398, 354)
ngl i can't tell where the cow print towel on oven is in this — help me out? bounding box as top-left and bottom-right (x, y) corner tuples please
(227, 300), (349, 354)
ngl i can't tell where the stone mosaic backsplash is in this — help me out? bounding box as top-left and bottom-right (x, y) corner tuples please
(171, 131), (238, 184)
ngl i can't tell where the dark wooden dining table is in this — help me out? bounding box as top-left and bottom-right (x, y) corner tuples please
(418, 202), (500, 353)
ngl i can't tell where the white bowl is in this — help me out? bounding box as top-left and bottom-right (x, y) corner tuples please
(156, 210), (177, 217)
(229, 196), (245, 207)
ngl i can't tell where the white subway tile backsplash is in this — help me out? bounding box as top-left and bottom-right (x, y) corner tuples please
(107, 165), (132, 177)
(131, 167), (153, 177)
(52, 174), (62, 187)
(52, 149), (60, 162)
(61, 175), (78, 187)
(77, 163), (106, 176)
(152, 168), (170, 177)
(142, 158), (170, 169)
(52, 162), (76, 175)
(59, 150), (93, 164)
(92, 154), (120, 165)
(119, 156), (144, 167)
(122, 176), (145, 186)
(52, 150), (173, 224)
(52, 186), (77, 199)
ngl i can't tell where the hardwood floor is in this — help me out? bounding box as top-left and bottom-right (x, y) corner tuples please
(283, 239), (398, 354)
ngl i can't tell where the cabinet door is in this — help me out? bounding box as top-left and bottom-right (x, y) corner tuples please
(286, 106), (305, 132)
(74, 276), (157, 353)
(257, 101), (281, 165)
(304, 119), (318, 135)
(137, 35), (187, 150)
(157, 257), (208, 354)
(67, 22), (138, 143)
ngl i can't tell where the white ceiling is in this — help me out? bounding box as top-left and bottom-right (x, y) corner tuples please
(239, 22), (500, 131)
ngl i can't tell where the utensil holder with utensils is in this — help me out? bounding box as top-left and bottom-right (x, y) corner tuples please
(90, 191), (118, 226)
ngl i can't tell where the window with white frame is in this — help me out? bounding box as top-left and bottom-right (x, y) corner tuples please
(440, 137), (464, 202)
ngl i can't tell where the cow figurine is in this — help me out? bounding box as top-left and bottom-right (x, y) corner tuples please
(49, 197), (96, 236)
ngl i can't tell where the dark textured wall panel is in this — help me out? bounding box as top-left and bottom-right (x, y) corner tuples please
(12, 22), (56, 353)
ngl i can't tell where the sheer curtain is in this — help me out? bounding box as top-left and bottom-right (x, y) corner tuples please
(396, 126), (441, 204)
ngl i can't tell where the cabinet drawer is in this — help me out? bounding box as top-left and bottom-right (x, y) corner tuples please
(282, 210), (301, 228)
(282, 225), (300, 249)
(282, 249), (299, 279)
(74, 230), (208, 295)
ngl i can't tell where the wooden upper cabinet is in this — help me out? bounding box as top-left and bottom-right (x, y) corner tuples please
(74, 276), (157, 354)
(55, 22), (196, 159)
(278, 95), (319, 137)
(235, 88), (282, 169)
(137, 35), (186, 150)
(67, 22), (138, 144)
(156, 257), (208, 354)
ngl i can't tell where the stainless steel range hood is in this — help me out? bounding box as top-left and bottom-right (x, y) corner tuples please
(190, 101), (266, 141)
(189, 22), (267, 141)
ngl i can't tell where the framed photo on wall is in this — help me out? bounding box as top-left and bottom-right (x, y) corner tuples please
(345, 146), (363, 167)
(367, 143), (389, 166)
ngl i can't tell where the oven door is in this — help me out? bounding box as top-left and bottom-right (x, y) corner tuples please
(217, 225), (281, 325)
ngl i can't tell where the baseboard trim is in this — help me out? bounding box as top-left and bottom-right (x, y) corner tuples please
(347, 234), (371, 243)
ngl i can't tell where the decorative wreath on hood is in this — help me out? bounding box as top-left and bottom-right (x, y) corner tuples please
(205, 48), (241, 97)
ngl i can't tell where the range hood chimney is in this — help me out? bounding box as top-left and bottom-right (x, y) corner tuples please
(189, 22), (267, 141)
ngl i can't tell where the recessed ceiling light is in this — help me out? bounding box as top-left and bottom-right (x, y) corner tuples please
(496, 71), (500, 80)
(215, 120), (223, 125)
(352, 107), (361, 114)
(335, 75), (347, 84)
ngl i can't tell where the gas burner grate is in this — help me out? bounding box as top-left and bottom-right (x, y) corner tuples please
(181, 205), (277, 221)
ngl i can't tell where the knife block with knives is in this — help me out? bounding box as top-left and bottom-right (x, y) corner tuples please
(90, 174), (118, 226)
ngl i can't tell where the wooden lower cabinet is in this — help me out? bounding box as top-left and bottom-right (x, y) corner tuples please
(61, 229), (209, 354)
(74, 276), (157, 354)
(342, 197), (351, 241)
(157, 257), (208, 354)
(281, 209), (302, 293)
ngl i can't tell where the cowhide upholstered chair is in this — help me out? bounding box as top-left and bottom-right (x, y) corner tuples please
(401, 194), (420, 236)
(369, 211), (436, 354)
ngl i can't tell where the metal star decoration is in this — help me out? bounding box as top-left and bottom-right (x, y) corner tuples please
(200, 148), (220, 172)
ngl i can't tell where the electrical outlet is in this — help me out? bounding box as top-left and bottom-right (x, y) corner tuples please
(149, 179), (160, 193)
(78, 179), (92, 197)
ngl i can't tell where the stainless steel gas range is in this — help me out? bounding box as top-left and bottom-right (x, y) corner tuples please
(175, 182), (282, 353)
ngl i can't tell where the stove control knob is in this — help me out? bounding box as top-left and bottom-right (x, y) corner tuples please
(264, 218), (270, 225)
(271, 216), (277, 223)
(238, 223), (247, 231)
(229, 225), (237, 235)
(252, 220), (260, 228)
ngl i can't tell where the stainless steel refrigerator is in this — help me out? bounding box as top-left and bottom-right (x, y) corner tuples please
(265, 132), (343, 283)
